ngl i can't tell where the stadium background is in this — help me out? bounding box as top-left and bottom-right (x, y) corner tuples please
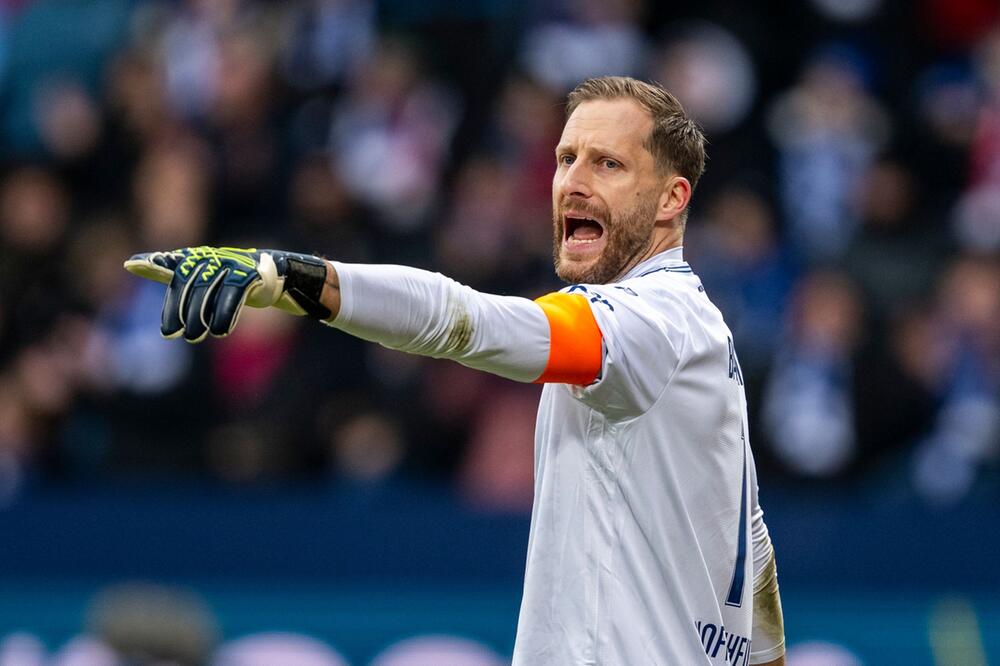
(0, 0), (998, 663)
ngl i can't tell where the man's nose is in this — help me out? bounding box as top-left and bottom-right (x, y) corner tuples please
(558, 161), (592, 199)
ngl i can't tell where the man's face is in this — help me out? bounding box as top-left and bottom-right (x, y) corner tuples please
(552, 98), (662, 284)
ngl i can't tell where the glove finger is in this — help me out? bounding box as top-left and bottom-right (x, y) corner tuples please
(201, 266), (226, 328)
(208, 279), (253, 337)
(160, 265), (192, 339)
(124, 251), (182, 284)
(182, 267), (223, 343)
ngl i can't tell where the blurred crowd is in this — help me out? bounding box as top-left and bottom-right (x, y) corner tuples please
(0, 0), (998, 510)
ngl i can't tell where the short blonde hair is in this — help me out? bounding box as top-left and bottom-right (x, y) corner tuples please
(566, 76), (706, 191)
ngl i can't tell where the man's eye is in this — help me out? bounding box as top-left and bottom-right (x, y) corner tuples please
(559, 155), (575, 166)
(603, 159), (619, 169)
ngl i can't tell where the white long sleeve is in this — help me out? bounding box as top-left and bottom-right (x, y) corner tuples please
(750, 543), (785, 664)
(749, 448), (785, 664)
(327, 262), (552, 383)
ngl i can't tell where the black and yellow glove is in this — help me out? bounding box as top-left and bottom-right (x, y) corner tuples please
(124, 246), (331, 343)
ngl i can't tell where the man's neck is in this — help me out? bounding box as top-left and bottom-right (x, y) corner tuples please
(612, 231), (684, 281)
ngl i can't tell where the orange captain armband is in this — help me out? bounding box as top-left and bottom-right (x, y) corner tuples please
(533, 292), (604, 385)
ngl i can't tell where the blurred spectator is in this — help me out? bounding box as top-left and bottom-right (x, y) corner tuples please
(105, 46), (172, 148)
(521, 0), (648, 93)
(912, 256), (1000, 504)
(457, 383), (539, 511)
(767, 44), (889, 261)
(687, 184), (794, 375)
(953, 181), (1000, 252)
(912, 63), (978, 211)
(74, 217), (194, 394)
(208, 26), (288, 231)
(410, 361), (495, 478)
(843, 158), (949, 327)
(205, 306), (304, 482)
(329, 37), (459, 234)
(203, 301), (376, 482)
(435, 156), (522, 286)
(282, 0), (376, 92)
(954, 28), (1000, 253)
(0, 166), (69, 311)
(490, 74), (561, 210)
(287, 155), (374, 262)
(462, 74), (561, 283)
(763, 271), (865, 477)
(1, 0), (130, 155)
(133, 133), (211, 249)
(35, 78), (103, 162)
(329, 410), (405, 482)
(649, 22), (756, 134)
(157, 0), (246, 121)
(0, 166), (71, 352)
(0, 165), (68, 254)
(61, 138), (213, 401)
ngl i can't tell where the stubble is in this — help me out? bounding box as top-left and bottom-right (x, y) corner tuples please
(553, 193), (659, 285)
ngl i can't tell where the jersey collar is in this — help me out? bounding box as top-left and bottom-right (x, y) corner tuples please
(617, 246), (690, 282)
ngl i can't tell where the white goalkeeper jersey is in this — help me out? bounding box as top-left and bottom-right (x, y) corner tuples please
(514, 248), (775, 665)
(331, 247), (783, 666)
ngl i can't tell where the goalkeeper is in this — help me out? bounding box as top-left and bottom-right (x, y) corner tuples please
(126, 77), (785, 666)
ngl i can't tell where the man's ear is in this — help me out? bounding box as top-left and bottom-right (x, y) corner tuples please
(657, 176), (692, 224)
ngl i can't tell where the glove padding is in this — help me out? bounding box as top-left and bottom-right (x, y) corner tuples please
(124, 246), (331, 343)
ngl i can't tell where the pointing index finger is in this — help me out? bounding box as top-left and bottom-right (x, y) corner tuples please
(123, 251), (182, 285)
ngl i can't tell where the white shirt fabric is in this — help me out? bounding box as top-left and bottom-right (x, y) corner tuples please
(514, 248), (775, 665)
(330, 248), (782, 665)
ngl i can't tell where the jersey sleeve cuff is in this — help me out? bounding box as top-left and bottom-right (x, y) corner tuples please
(326, 260), (354, 328)
(749, 642), (785, 664)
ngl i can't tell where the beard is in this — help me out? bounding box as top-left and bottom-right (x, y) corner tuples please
(552, 192), (659, 284)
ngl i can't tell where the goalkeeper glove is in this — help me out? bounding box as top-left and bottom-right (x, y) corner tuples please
(123, 246), (331, 343)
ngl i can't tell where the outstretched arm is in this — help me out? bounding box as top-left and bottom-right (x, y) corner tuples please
(319, 260), (602, 384)
(125, 247), (603, 385)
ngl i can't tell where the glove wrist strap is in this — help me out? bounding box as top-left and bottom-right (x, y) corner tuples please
(283, 255), (332, 320)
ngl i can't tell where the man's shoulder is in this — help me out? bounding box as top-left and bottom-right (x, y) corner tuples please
(553, 264), (718, 340)
(618, 267), (731, 340)
(615, 265), (706, 311)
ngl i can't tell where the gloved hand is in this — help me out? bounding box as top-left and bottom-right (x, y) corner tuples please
(124, 246), (331, 343)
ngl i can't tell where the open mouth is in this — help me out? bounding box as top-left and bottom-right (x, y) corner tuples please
(564, 213), (605, 247)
